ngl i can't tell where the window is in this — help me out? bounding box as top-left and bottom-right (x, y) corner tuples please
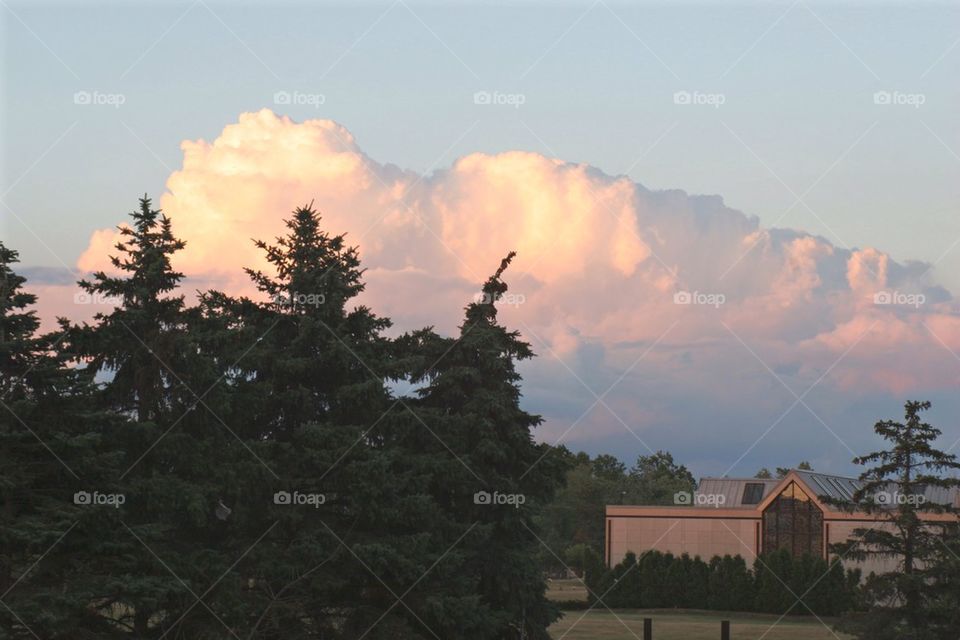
(742, 482), (765, 505)
(762, 481), (824, 557)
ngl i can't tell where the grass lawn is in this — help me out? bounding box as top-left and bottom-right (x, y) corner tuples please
(549, 609), (853, 640)
(545, 577), (589, 602)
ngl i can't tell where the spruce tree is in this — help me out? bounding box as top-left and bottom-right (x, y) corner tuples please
(408, 252), (566, 639)
(59, 196), (239, 637)
(202, 204), (461, 639)
(0, 243), (122, 638)
(830, 400), (960, 640)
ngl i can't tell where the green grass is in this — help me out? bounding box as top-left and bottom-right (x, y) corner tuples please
(549, 609), (853, 640)
(545, 577), (589, 602)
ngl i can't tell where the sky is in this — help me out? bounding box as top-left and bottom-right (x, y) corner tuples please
(2, 0), (960, 479)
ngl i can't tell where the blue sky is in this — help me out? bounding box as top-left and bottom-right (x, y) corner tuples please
(4, 1), (958, 274)
(3, 1), (960, 477)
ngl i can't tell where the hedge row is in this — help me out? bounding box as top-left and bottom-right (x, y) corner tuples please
(586, 548), (861, 616)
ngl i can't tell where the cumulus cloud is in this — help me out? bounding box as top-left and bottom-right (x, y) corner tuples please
(59, 109), (960, 474)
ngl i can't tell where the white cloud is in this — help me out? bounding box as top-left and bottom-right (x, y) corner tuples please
(61, 109), (960, 473)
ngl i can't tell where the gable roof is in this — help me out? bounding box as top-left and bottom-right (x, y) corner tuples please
(793, 470), (861, 507)
(695, 476), (780, 509)
(771, 469), (960, 511)
(614, 469), (960, 513)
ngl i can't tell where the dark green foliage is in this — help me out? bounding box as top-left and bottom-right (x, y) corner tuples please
(539, 450), (695, 564)
(629, 452), (696, 506)
(539, 459), (616, 568)
(405, 252), (567, 639)
(0, 242), (116, 638)
(753, 549), (794, 613)
(199, 203), (421, 639)
(829, 401), (960, 640)
(638, 551), (670, 608)
(709, 555), (754, 611)
(684, 555), (710, 608)
(754, 550), (861, 618)
(594, 547), (859, 616)
(662, 552), (686, 607)
(564, 543), (599, 578)
(0, 199), (571, 639)
(583, 545), (609, 604)
(604, 551), (640, 608)
(54, 196), (242, 638)
(776, 461), (813, 479)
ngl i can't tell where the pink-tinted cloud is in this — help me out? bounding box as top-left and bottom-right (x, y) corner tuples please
(51, 110), (960, 470)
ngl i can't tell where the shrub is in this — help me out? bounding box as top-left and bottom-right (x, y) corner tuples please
(597, 548), (859, 616)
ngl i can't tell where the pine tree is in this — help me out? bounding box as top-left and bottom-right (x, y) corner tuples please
(830, 400), (960, 640)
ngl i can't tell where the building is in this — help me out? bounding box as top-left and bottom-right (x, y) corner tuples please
(605, 469), (959, 575)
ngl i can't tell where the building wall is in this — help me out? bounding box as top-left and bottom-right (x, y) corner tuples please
(607, 510), (904, 578)
(607, 514), (760, 565)
(826, 518), (900, 576)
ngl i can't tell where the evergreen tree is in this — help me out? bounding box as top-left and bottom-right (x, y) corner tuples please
(59, 195), (240, 637)
(662, 552), (686, 607)
(638, 550), (668, 608)
(408, 252), (566, 639)
(754, 549), (794, 613)
(0, 243), (124, 638)
(830, 401), (960, 640)
(605, 551), (640, 608)
(923, 527), (960, 639)
(583, 547), (609, 606)
(708, 555), (754, 611)
(200, 204), (456, 639)
(71, 195), (188, 422)
(685, 556), (711, 609)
